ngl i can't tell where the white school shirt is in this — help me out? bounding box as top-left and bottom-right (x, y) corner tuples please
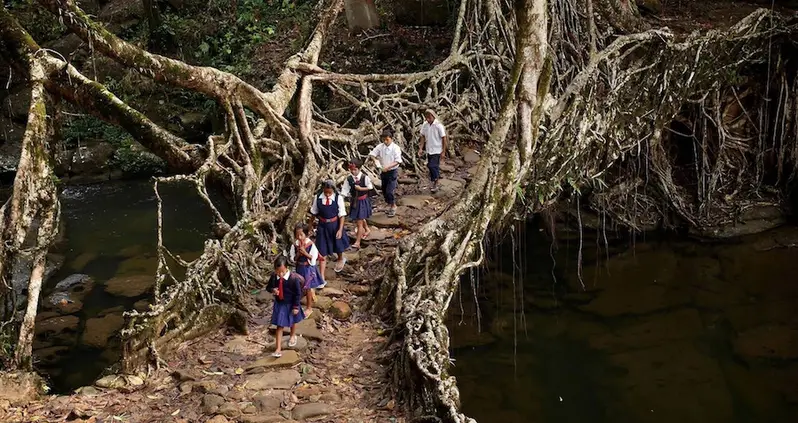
(290, 239), (319, 266)
(420, 119), (447, 155)
(340, 172), (374, 197)
(369, 142), (403, 169)
(309, 192), (347, 217)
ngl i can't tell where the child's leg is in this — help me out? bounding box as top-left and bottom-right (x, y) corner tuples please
(289, 323), (297, 344)
(306, 289), (314, 312)
(319, 256), (327, 282)
(274, 326), (283, 354)
(353, 220), (363, 247)
(364, 219), (371, 237)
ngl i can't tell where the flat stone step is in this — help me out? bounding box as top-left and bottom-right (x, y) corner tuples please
(246, 350), (301, 372)
(245, 369), (301, 390)
(367, 212), (404, 229)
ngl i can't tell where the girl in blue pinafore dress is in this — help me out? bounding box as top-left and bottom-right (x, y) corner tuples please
(267, 255), (305, 357)
(311, 180), (350, 278)
(290, 223), (322, 317)
(342, 159), (373, 249)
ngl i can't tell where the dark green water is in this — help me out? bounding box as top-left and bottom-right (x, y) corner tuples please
(450, 224), (798, 423)
(35, 180), (221, 391)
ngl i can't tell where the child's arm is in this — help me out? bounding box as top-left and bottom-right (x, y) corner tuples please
(292, 275), (303, 310)
(266, 275), (277, 294)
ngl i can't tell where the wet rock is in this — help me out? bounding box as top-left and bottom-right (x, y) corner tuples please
(294, 319), (324, 340)
(104, 275), (154, 297)
(330, 301), (352, 321)
(693, 205), (785, 239)
(82, 313), (125, 348)
(95, 374), (144, 391)
(222, 336), (250, 353)
(54, 273), (93, 295)
(434, 179), (465, 198)
(202, 394), (225, 414)
(69, 252), (97, 271)
(364, 227), (392, 241)
(219, 402), (240, 418)
(367, 212), (403, 228)
(245, 369), (301, 390)
(440, 161), (455, 173)
(193, 380), (218, 394)
(241, 404), (257, 414)
(36, 315), (80, 342)
(60, 141), (116, 176)
(319, 392), (341, 402)
(178, 382), (193, 394)
(253, 392), (282, 411)
(116, 255), (158, 275)
(314, 295), (333, 311)
(462, 149), (480, 164)
(246, 350), (301, 372)
(74, 386), (100, 396)
(292, 402), (333, 420)
(734, 325), (798, 361)
(320, 287), (345, 298)
(0, 372), (45, 405)
(47, 292), (84, 314)
(132, 299), (151, 311)
(348, 284), (371, 295)
(397, 195), (434, 209)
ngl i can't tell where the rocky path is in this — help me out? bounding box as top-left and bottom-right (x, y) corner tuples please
(0, 153), (478, 423)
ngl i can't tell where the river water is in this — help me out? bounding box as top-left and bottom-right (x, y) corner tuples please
(34, 180), (219, 392)
(450, 222), (798, 423)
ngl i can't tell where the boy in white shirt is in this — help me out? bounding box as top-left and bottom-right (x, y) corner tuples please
(417, 109), (447, 193)
(369, 128), (402, 217)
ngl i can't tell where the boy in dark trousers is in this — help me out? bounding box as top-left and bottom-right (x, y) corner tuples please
(369, 129), (402, 217)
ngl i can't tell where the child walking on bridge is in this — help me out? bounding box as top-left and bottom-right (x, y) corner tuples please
(290, 223), (322, 317)
(341, 159), (373, 249)
(267, 255), (305, 357)
(369, 128), (402, 217)
(310, 180), (350, 277)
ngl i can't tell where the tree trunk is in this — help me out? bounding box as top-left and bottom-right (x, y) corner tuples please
(0, 56), (60, 369)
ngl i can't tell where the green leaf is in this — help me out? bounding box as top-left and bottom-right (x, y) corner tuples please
(266, 26), (275, 35)
(198, 42), (209, 54)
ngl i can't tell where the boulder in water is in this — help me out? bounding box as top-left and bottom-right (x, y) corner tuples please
(104, 274), (154, 297)
(83, 313), (125, 348)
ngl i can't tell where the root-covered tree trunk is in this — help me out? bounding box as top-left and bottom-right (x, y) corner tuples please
(1, 0), (797, 421)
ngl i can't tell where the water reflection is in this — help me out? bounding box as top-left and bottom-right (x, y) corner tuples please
(35, 180), (227, 392)
(450, 223), (798, 423)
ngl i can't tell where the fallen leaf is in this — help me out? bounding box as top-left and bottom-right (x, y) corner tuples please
(234, 368), (244, 375)
(171, 409), (181, 416)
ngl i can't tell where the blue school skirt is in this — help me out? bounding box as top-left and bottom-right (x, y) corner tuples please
(271, 300), (305, 328)
(296, 263), (323, 290)
(349, 196), (373, 221)
(316, 220), (350, 256)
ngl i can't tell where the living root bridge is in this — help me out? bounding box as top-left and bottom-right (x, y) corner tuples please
(1, 0), (798, 422)
(374, 6), (798, 423)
